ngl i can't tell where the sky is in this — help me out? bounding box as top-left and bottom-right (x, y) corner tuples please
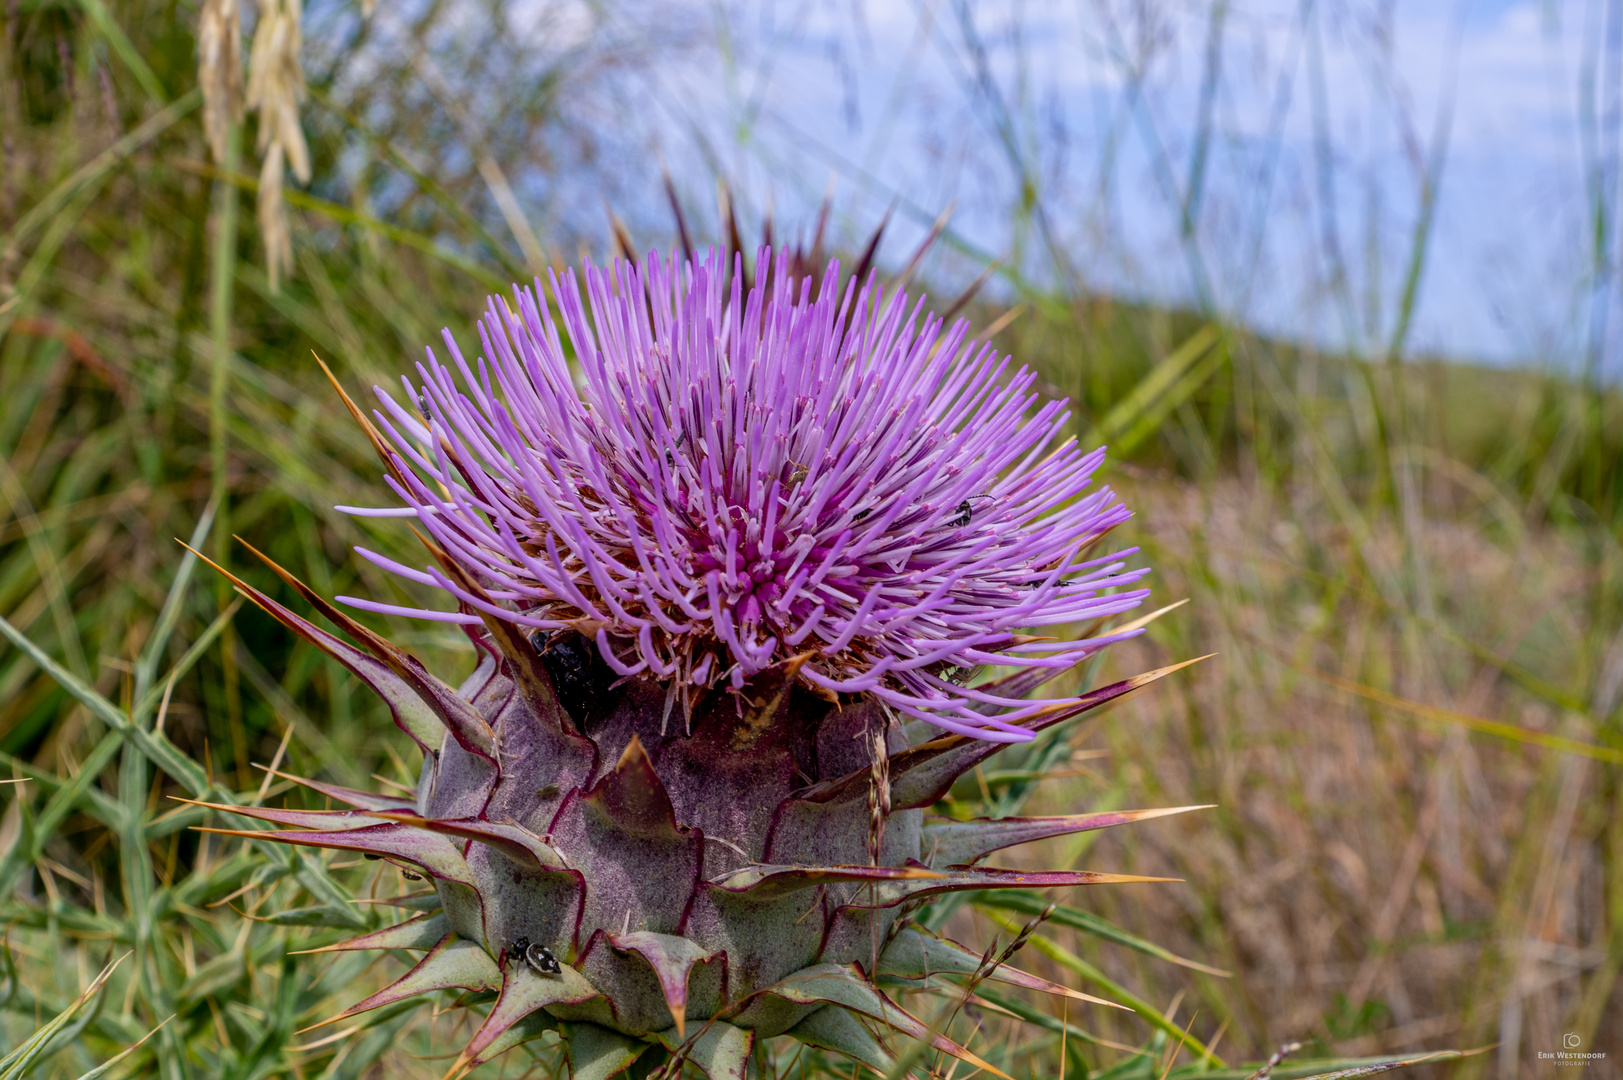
(334, 0), (1622, 376)
(623, 0), (1618, 375)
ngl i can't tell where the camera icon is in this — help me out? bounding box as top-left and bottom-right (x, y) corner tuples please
(1563, 1033), (1582, 1050)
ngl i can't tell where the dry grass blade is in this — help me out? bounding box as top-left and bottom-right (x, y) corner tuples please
(1292, 658), (1623, 764)
(1244, 1042), (1304, 1080)
(5, 317), (133, 402)
(1291, 1049), (1487, 1080)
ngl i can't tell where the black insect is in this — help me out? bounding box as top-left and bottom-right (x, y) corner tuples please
(524, 942), (562, 976)
(852, 508), (872, 522)
(400, 869), (423, 881)
(948, 495), (996, 528)
(505, 937), (531, 964)
(362, 853), (381, 861)
(664, 430), (687, 467)
(534, 630), (616, 731)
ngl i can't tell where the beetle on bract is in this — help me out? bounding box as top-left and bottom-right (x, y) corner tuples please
(524, 942), (562, 976)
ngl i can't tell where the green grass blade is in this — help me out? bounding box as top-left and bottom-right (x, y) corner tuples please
(133, 496), (222, 706)
(132, 597), (242, 724)
(975, 894), (1230, 976)
(0, 612), (209, 796)
(0, 953), (125, 1080)
(75, 0), (167, 103)
(71, 1016), (173, 1080)
(172, 160), (508, 290)
(880, 1035), (933, 1080)
(0, 750), (124, 827)
(970, 986), (1114, 1049)
(1115, 333), (1230, 456)
(979, 906), (1224, 1066)
(0, 457), (91, 679)
(0, 90), (200, 267)
(1166, 1052), (1485, 1080)
(0, 615), (126, 732)
(1292, 659), (1623, 764)
(0, 734), (124, 831)
(0, 734), (126, 898)
(0, 937), (15, 1009)
(1087, 324), (1220, 450)
(0, 593), (239, 908)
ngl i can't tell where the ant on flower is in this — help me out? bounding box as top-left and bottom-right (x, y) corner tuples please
(948, 495), (997, 528)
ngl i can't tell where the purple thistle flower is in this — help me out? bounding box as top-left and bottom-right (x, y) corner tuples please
(338, 248), (1149, 742)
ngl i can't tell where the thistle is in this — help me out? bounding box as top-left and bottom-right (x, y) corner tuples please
(199, 250), (1198, 1078)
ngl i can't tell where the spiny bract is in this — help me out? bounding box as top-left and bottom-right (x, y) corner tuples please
(205, 250), (1194, 1079)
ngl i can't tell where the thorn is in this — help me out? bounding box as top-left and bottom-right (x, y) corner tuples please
(779, 649), (818, 678)
(283, 1022), (366, 1053)
(847, 200), (894, 293)
(1104, 598), (1190, 637)
(616, 732), (648, 772)
(603, 197), (636, 263)
(896, 201), (954, 288)
(294, 1009), (358, 1035)
(662, 169), (694, 264)
(941, 259), (1004, 321)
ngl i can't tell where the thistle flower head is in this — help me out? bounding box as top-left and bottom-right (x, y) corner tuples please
(342, 248), (1148, 741)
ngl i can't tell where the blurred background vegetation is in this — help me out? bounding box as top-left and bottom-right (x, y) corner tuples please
(0, 0), (1619, 1077)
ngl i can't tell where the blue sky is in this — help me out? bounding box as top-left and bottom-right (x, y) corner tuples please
(345, 0), (1617, 374)
(629, 0), (1615, 374)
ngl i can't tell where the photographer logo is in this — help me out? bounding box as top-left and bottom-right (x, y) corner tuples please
(1540, 1032), (1604, 1069)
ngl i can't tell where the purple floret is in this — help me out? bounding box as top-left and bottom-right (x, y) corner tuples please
(339, 248), (1149, 741)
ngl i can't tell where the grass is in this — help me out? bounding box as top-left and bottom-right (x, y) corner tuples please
(1, 0), (1620, 1077)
